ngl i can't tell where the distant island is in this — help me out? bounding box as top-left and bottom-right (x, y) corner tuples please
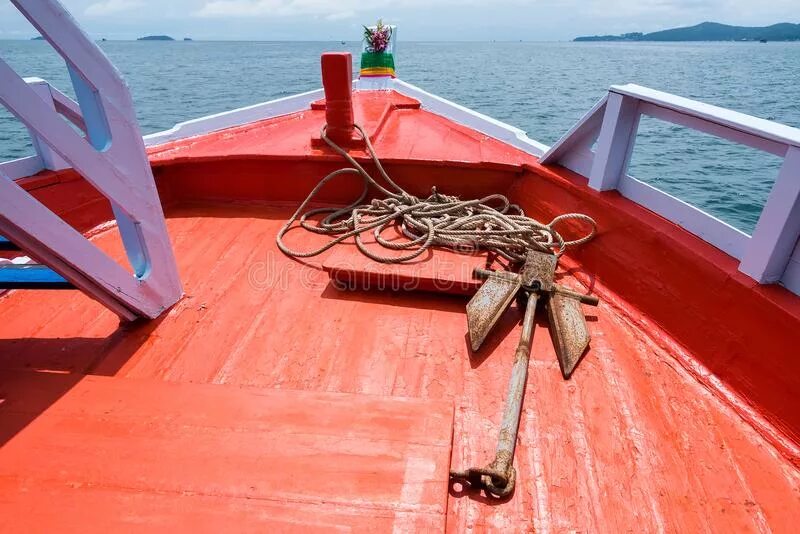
(183, 38), (193, 41)
(575, 22), (800, 42)
(31, 36), (44, 41)
(137, 35), (174, 41)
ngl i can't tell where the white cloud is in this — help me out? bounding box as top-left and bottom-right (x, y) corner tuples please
(196, 0), (329, 17)
(325, 11), (355, 21)
(4, 0), (798, 40)
(85, 0), (145, 16)
(192, 0), (745, 22)
(193, 0), (468, 18)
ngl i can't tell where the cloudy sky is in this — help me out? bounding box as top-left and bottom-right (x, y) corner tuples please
(1, 0), (797, 41)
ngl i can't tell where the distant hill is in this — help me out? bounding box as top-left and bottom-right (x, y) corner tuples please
(575, 22), (800, 42)
(137, 35), (175, 41)
(31, 36), (45, 41)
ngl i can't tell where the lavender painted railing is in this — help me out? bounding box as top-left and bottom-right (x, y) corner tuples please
(540, 84), (800, 296)
(0, 0), (181, 319)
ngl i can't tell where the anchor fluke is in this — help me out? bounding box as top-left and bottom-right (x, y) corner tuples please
(548, 291), (592, 379)
(466, 274), (521, 352)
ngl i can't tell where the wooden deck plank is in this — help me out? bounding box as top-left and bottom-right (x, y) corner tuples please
(321, 225), (491, 297)
(1, 483), (445, 533)
(0, 372), (454, 532)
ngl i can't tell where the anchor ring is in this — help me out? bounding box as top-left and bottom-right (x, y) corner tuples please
(483, 466), (516, 499)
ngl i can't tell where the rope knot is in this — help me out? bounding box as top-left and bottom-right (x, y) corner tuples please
(400, 193), (419, 204)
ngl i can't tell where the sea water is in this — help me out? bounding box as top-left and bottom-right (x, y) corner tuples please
(1, 40), (799, 233)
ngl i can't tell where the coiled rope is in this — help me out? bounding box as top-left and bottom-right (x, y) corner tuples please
(277, 124), (596, 264)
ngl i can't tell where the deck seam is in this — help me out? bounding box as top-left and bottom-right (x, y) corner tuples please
(0, 475), (448, 516)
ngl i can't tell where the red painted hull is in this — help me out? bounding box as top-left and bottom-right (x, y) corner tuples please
(1, 90), (799, 531)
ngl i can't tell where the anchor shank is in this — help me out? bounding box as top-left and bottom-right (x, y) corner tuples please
(493, 292), (538, 478)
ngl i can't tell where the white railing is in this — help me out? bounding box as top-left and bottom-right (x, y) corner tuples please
(22, 77), (86, 172)
(0, 77), (85, 178)
(0, 0), (181, 319)
(540, 83), (800, 295)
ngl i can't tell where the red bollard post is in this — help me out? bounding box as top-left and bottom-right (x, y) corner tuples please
(320, 53), (355, 145)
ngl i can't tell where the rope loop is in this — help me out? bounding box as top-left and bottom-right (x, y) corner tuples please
(276, 124), (597, 264)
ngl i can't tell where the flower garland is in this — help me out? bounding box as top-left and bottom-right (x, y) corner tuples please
(363, 20), (392, 53)
(360, 20), (395, 77)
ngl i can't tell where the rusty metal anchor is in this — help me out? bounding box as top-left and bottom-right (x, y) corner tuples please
(449, 250), (599, 498)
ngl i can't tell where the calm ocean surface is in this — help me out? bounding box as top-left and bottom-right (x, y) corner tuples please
(2, 40), (799, 233)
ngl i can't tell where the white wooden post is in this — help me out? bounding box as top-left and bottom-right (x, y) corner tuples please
(539, 95), (608, 177)
(739, 146), (800, 283)
(24, 78), (70, 171)
(588, 92), (640, 191)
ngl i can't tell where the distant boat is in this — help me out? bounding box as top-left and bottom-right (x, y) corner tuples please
(183, 38), (193, 41)
(30, 36), (44, 41)
(760, 38), (768, 43)
(341, 40), (346, 45)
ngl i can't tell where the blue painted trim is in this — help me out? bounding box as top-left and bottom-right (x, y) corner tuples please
(111, 203), (151, 279)
(0, 264), (73, 289)
(0, 236), (20, 251)
(67, 64), (150, 279)
(67, 64), (111, 151)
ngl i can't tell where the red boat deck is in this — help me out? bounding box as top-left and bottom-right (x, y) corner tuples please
(1, 369), (453, 532)
(2, 88), (800, 531)
(1, 202), (798, 532)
